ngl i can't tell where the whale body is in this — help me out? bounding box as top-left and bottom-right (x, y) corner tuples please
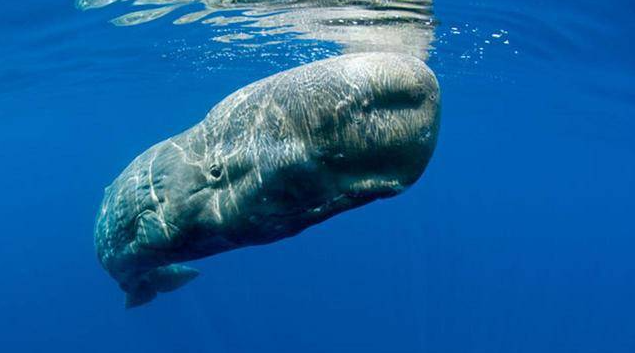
(95, 52), (441, 307)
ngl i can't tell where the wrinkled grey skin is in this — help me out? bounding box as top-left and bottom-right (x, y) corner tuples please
(95, 52), (440, 307)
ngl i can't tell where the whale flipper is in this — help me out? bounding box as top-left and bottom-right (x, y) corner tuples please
(125, 264), (199, 308)
(125, 283), (157, 308)
(147, 264), (200, 293)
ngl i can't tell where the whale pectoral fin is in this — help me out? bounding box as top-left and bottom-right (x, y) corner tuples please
(125, 283), (157, 309)
(147, 264), (200, 293)
(135, 210), (176, 249)
(124, 264), (200, 309)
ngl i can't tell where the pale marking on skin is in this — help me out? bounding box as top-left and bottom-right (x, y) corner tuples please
(169, 139), (206, 175)
(212, 185), (223, 221)
(219, 134), (239, 213)
(147, 150), (171, 242)
(138, 215), (148, 245)
(113, 189), (125, 240)
(130, 174), (142, 226)
(101, 200), (108, 216)
(250, 95), (265, 189)
(224, 153), (240, 213)
(201, 125), (209, 162)
(102, 201), (110, 251)
(226, 86), (262, 213)
(128, 239), (139, 255)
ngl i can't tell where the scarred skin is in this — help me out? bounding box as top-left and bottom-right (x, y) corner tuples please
(95, 52), (441, 307)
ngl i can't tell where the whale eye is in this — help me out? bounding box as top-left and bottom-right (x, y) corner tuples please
(209, 164), (222, 179)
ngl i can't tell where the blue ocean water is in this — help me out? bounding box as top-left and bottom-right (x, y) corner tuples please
(1, 0), (634, 352)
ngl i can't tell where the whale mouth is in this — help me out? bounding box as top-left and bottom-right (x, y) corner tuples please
(268, 177), (404, 221)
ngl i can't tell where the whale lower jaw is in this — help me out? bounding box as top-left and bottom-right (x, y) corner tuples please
(346, 178), (405, 199)
(273, 178), (406, 222)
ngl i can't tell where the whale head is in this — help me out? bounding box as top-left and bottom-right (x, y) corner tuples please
(184, 53), (441, 244)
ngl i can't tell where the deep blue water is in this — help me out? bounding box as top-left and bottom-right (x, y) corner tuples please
(1, 1), (634, 352)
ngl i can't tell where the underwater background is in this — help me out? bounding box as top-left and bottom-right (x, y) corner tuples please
(1, 0), (634, 352)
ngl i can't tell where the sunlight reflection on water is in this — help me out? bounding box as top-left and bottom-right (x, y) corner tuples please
(76, 0), (436, 60)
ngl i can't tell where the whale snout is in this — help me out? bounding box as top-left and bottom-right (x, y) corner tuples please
(366, 53), (439, 109)
(311, 53), (440, 196)
(362, 52), (440, 140)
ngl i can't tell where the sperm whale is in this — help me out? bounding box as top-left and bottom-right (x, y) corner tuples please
(95, 52), (440, 307)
